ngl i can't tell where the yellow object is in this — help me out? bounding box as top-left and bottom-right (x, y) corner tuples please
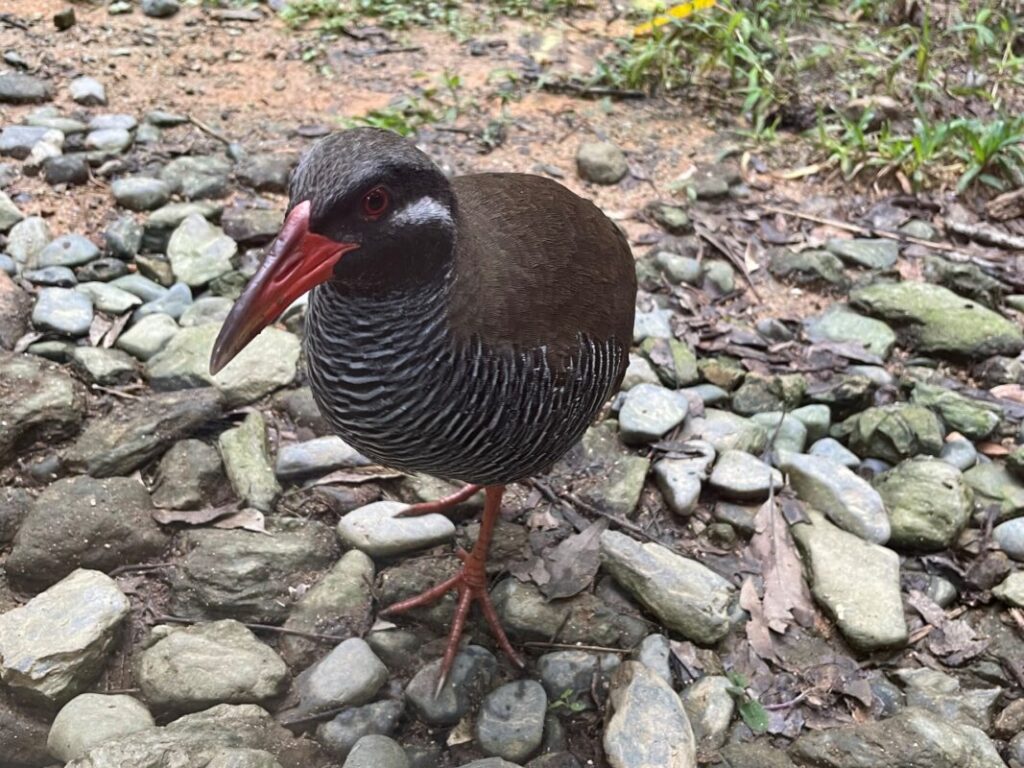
(633, 0), (716, 36)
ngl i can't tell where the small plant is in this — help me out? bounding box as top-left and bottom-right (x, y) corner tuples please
(547, 687), (588, 714)
(725, 672), (769, 734)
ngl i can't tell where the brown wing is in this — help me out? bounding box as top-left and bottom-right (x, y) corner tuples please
(447, 173), (636, 363)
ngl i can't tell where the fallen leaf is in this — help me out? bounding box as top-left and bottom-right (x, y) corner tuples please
(152, 505), (237, 526)
(527, 509), (561, 532)
(978, 441), (1010, 457)
(749, 497), (815, 633)
(540, 519), (608, 600)
(306, 466), (403, 486)
(992, 383), (1024, 403)
(212, 508), (267, 533)
(740, 577), (776, 662)
(907, 590), (988, 662)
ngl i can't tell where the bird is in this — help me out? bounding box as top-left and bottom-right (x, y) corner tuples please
(211, 127), (637, 689)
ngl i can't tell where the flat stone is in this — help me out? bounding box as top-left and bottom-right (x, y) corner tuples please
(964, 463), (1024, 520)
(179, 295), (234, 327)
(315, 700), (403, 761)
(939, 436), (978, 470)
(37, 234), (100, 268)
(134, 281), (193, 322)
(77, 256), (128, 282)
(653, 459), (703, 516)
(894, 667), (1001, 731)
(112, 273), (167, 302)
(406, 646), (497, 726)
(792, 510), (907, 651)
(0, 352), (86, 465)
(633, 307), (673, 342)
(577, 141), (628, 184)
(994, 572), (1024, 607)
(89, 114), (137, 131)
(911, 382), (1001, 440)
(708, 450), (782, 500)
(48, 693), (154, 762)
(538, 650), (618, 711)
(85, 127), (132, 154)
(147, 322), (300, 406)
(24, 265), (77, 287)
(826, 237), (899, 269)
(167, 214), (237, 287)
(778, 451), (890, 544)
(639, 337), (698, 388)
(604, 662), (696, 768)
(151, 438), (224, 510)
(7, 476), (169, 589)
(681, 409), (767, 454)
(552, 421), (650, 517)
(599, 531), (735, 645)
(338, 501), (456, 557)
(69, 76), (107, 106)
(76, 281), (143, 314)
(280, 549), (375, 669)
(287, 638), (387, 719)
(680, 676), (734, 752)
(0, 570), (129, 706)
(63, 388), (223, 477)
(104, 216), (144, 259)
(235, 153), (297, 194)
(219, 411), (282, 512)
(874, 458), (972, 551)
(0, 270), (31, 348)
(789, 707), (1006, 768)
(851, 281), (1024, 359)
(112, 176), (171, 211)
(0, 126), (51, 159)
(805, 305), (896, 358)
(835, 404), (945, 464)
(169, 519), (339, 623)
(0, 73), (53, 104)
(618, 383), (688, 444)
(343, 735), (409, 768)
(275, 436), (367, 480)
(769, 248), (847, 288)
(222, 207), (285, 246)
(69, 346), (138, 385)
(0, 190), (24, 231)
(138, 620), (289, 713)
(44, 154), (90, 186)
(32, 286), (93, 335)
(7, 216), (52, 263)
(622, 353), (661, 390)
(116, 313), (179, 360)
(477, 680), (547, 763)
(144, 201), (222, 251)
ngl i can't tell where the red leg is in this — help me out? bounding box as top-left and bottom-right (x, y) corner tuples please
(381, 485), (525, 691)
(396, 483), (482, 518)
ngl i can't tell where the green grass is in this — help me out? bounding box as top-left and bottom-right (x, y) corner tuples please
(280, 0), (581, 31)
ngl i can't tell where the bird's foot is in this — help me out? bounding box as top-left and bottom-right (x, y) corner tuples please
(395, 483), (482, 518)
(380, 546), (525, 694)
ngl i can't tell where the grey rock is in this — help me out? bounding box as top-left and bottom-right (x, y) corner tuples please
(116, 312), (179, 360)
(653, 459), (703, 516)
(769, 248), (847, 288)
(37, 233), (99, 268)
(104, 216), (143, 259)
(893, 667), (1000, 731)
(477, 681), (547, 763)
(179, 295), (234, 327)
(337, 500), (456, 557)
(146, 109), (189, 126)
(236, 153), (298, 193)
(88, 114), (137, 131)
(752, 411), (810, 453)
(576, 141), (628, 184)
(406, 646), (497, 725)
(599, 530), (735, 645)
(618, 383), (688, 444)
(788, 707), (1006, 768)
(604, 662), (695, 768)
(993, 572), (1024, 607)
(208, 749), (284, 768)
(151, 439), (223, 510)
(0, 253), (16, 274)
(44, 154), (90, 186)
(219, 411), (282, 512)
(0, 352), (86, 465)
(343, 735), (409, 768)
(0, 189), (24, 231)
(701, 260), (734, 293)
(459, 761), (523, 768)
(280, 549), (374, 669)
(170, 519), (340, 623)
(276, 435), (368, 480)
(288, 638), (387, 719)
(7, 476), (169, 589)
(621, 353), (661, 390)
(553, 421), (650, 517)
(65, 703), (328, 768)
(680, 676), (734, 752)
(491, 577), (647, 649)
(0, 570), (129, 706)
(222, 207), (286, 246)
(538, 650), (618, 710)
(134, 281), (193, 322)
(69, 76), (107, 106)
(0, 126), (51, 159)
(76, 281), (142, 314)
(0, 486), (31, 544)
(160, 155), (232, 200)
(135, 123), (161, 144)
(939, 436), (978, 470)
(681, 409), (767, 454)
(633, 306), (673, 342)
(874, 458), (972, 551)
(112, 176), (171, 211)
(112, 273), (167, 302)
(63, 388), (223, 477)
(48, 693), (155, 761)
(778, 451), (890, 544)
(835, 404), (945, 464)
(637, 634), (671, 685)
(167, 214), (237, 287)
(927, 575), (958, 608)
(24, 264), (77, 286)
(7, 216), (51, 264)
(805, 305), (896, 358)
(708, 450), (782, 500)
(0, 270), (30, 348)
(808, 437), (860, 468)
(25, 110), (86, 133)
(964, 463), (1024, 520)
(316, 700), (403, 761)
(144, 200), (222, 251)
(69, 346), (138, 385)
(792, 510), (907, 651)
(147, 323), (299, 405)
(0, 73), (53, 104)
(0, 688), (52, 765)
(77, 256), (128, 282)
(138, 620), (289, 713)
(85, 127), (132, 154)
(994, 517), (1024, 561)
(826, 237), (899, 269)
(910, 382), (1001, 440)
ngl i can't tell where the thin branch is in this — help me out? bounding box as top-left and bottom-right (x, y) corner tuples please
(761, 204), (957, 253)
(153, 614), (346, 643)
(188, 114), (231, 145)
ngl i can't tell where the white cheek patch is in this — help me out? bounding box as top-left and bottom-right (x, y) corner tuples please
(392, 196), (453, 228)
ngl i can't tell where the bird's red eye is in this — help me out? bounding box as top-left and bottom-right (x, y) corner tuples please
(361, 186), (390, 219)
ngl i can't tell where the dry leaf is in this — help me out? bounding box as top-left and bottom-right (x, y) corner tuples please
(540, 519), (607, 600)
(749, 497), (814, 633)
(991, 383), (1024, 403)
(740, 577), (776, 662)
(152, 505), (237, 526)
(907, 590), (988, 662)
(977, 441), (1010, 457)
(527, 509), (561, 532)
(212, 508), (267, 533)
(307, 466), (403, 486)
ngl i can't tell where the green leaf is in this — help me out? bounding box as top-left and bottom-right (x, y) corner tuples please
(739, 699), (770, 734)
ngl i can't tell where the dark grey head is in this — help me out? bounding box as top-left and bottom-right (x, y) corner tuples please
(288, 127), (457, 291)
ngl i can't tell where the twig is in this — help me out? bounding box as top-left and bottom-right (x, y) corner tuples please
(90, 384), (142, 400)
(153, 614), (346, 643)
(563, 491), (658, 544)
(945, 217), (1024, 251)
(109, 562), (175, 576)
(188, 114), (231, 145)
(763, 690), (810, 711)
(522, 73), (646, 100)
(523, 641), (632, 654)
(693, 222), (761, 302)
(762, 205), (957, 253)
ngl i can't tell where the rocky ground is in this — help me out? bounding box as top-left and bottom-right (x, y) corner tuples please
(3, 2), (1024, 768)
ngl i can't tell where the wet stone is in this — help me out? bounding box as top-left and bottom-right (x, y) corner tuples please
(338, 500), (455, 557)
(112, 176), (171, 211)
(406, 646), (497, 726)
(0, 569), (129, 706)
(477, 681), (547, 763)
(32, 286), (93, 335)
(315, 700), (403, 761)
(37, 233), (100, 268)
(152, 439), (224, 510)
(48, 693), (154, 762)
(116, 312), (179, 360)
(138, 620), (289, 714)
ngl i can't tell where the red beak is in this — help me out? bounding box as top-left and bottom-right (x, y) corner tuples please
(210, 200), (358, 375)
